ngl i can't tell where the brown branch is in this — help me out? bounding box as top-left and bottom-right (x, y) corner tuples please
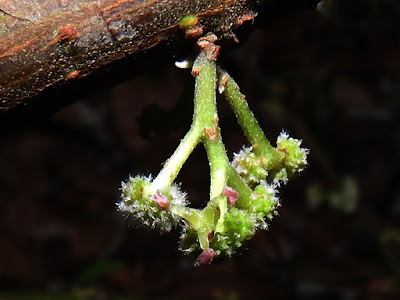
(0, 0), (264, 113)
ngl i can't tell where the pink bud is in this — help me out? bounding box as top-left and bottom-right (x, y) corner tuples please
(223, 186), (239, 206)
(153, 194), (170, 210)
(195, 248), (215, 266)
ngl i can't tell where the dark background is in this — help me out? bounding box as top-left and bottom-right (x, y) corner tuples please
(1, 0), (400, 299)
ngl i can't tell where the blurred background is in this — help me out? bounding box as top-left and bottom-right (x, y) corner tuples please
(1, 0), (400, 299)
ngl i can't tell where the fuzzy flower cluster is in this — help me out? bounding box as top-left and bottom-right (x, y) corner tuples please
(118, 131), (308, 263)
(179, 184), (280, 259)
(274, 131), (309, 184)
(178, 132), (307, 260)
(233, 132), (309, 186)
(231, 146), (268, 187)
(118, 176), (187, 233)
(117, 45), (308, 264)
(179, 206), (259, 259)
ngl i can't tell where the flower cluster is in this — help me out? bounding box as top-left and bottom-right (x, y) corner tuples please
(273, 132), (309, 184)
(118, 175), (187, 233)
(232, 132), (309, 186)
(117, 42), (308, 265)
(232, 146), (268, 187)
(179, 132), (307, 260)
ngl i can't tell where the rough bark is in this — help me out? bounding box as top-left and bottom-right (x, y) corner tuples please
(0, 0), (264, 113)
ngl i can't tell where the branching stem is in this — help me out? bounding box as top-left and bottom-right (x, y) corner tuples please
(119, 40), (308, 262)
(151, 52), (217, 192)
(220, 70), (285, 168)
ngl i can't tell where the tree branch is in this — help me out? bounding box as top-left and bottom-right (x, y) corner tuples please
(0, 0), (263, 112)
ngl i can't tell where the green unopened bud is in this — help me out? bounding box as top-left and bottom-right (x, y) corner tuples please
(210, 207), (257, 258)
(251, 182), (280, 228)
(232, 146), (268, 187)
(274, 131), (308, 183)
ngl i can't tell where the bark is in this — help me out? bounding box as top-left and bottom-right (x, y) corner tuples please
(0, 0), (264, 113)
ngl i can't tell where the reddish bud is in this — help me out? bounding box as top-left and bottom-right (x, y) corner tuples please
(204, 127), (218, 141)
(195, 248), (215, 266)
(65, 70), (80, 80)
(196, 34), (220, 61)
(191, 67), (200, 77)
(55, 24), (78, 44)
(153, 194), (170, 210)
(185, 25), (203, 39)
(223, 186), (239, 206)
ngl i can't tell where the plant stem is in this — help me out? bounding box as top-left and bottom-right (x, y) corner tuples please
(193, 51), (231, 244)
(220, 70), (284, 168)
(186, 50), (231, 201)
(151, 126), (202, 192)
(227, 165), (253, 209)
(151, 52), (220, 193)
(193, 53), (218, 129)
(203, 134), (230, 234)
(203, 132), (229, 199)
(152, 51), (230, 250)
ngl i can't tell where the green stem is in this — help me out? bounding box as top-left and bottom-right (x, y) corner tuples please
(191, 51), (230, 201)
(192, 54), (218, 132)
(226, 165), (253, 209)
(151, 126), (202, 192)
(203, 132), (230, 234)
(220, 70), (284, 168)
(171, 205), (215, 250)
(151, 52), (216, 192)
(155, 51), (227, 250)
(203, 133), (229, 200)
(194, 52), (231, 245)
